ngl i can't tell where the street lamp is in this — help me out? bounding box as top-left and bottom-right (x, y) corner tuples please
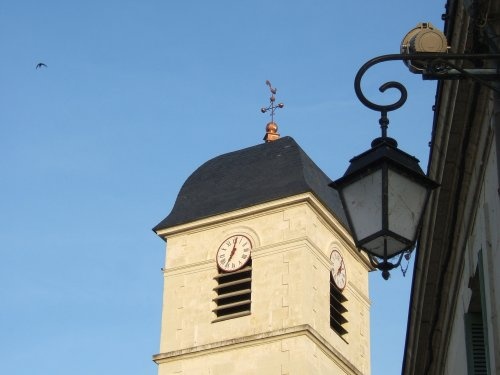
(331, 23), (500, 279)
(331, 115), (438, 280)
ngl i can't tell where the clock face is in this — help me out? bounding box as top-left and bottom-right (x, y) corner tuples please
(330, 250), (347, 290)
(216, 235), (252, 272)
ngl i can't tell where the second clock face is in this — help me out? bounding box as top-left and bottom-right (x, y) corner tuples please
(330, 249), (347, 290)
(216, 235), (252, 272)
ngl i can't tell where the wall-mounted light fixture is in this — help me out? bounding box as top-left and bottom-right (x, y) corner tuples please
(331, 23), (500, 279)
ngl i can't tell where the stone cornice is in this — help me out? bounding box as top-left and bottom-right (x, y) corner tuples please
(152, 324), (363, 375)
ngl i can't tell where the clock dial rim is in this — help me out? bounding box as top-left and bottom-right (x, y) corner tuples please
(330, 249), (347, 290)
(216, 234), (252, 272)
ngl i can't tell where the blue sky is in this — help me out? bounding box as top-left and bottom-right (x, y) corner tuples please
(1, 1), (445, 374)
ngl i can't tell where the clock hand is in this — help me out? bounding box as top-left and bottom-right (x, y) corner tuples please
(226, 237), (238, 264)
(336, 261), (344, 276)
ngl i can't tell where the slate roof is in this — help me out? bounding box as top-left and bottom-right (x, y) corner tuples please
(153, 136), (348, 232)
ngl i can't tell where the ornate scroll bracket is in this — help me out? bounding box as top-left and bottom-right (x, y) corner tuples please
(354, 53), (500, 137)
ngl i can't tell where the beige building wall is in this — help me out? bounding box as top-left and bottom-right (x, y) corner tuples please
(442, 115), (500, 374)
(154, 193), (371, 374)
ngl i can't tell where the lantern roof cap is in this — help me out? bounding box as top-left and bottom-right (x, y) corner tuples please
(331, 137), (437, 189)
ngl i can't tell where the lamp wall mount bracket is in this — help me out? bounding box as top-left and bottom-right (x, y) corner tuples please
(354, 53), (500, 138)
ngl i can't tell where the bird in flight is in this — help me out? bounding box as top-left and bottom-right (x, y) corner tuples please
(36, 63), (47, 69)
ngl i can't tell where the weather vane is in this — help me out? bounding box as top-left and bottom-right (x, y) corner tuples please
(261, 80), (284, 142)
(260, 80), (284, 123)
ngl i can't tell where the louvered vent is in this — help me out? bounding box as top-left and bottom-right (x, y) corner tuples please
(330, 273), (348, 336)
(212, 264), (252, 322)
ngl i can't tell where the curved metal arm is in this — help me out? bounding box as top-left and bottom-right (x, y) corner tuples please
(354, 53), (500, 120)
(354, 54), (410, 114)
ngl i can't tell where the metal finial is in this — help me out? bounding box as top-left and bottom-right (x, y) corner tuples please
(261, 80), (284, 142)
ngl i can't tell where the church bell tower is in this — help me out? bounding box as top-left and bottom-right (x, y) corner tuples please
(153, 88), (372, 374)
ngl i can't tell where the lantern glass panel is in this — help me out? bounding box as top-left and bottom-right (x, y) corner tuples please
(341, 169), (382, 243)
(387, 169), (429, 243)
